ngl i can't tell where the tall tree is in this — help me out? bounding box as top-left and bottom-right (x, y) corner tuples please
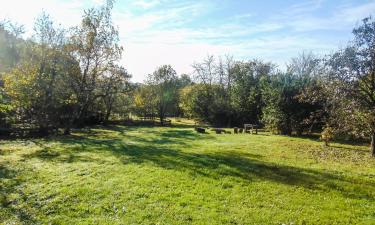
(146, 65), (178, 125)
(68, 0), (122, 130)
(261, 53), (323, 135)
(191, 56), (234, 126)
(100, 65), (131, 122)
(232, 60), (271, 126)
(326, 17), (375, 156)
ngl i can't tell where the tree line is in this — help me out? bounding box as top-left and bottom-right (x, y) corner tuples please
(0, 2), (374, 155)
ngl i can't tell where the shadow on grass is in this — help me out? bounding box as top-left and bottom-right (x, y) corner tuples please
(171, 123), (197, 129)
(23, 125), (375, 202)
(0, 164), (37, 224)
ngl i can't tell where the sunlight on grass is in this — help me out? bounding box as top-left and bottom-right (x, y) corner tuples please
(1, 126), (374, 224)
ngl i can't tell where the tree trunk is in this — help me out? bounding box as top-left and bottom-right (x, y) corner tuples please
(296, 128), (303, 136)
(64, 127), (71, 135)
(371, 132), (375, 157)
(38, 125), (49, 136)
(104, 97), (114, 124)
(104, 107), (112, 124)
(160, 115), (164, 126)
(159, 105), (164, 126)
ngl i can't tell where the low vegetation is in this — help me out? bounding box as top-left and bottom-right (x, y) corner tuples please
(1, 122), (374, 224)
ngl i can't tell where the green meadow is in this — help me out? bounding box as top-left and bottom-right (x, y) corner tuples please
(1, 123), (374, 224)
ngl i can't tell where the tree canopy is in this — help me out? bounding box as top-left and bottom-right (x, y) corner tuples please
(0, 4), (374, 155)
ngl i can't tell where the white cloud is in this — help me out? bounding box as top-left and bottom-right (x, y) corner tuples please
(132, 0), (161, 9)
(0, 0), (373, 82)
(0, 0), (85, 35)
(286, 0), (324, 15)
(279, 0), (375, 32)
(337, 1), (375, 23)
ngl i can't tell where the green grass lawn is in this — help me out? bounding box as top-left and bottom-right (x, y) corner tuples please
(1, 123), (374, 224)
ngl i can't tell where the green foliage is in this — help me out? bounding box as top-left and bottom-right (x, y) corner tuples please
(133, 85), (157, 118)
(261, 53), (323, 135)
(324, 17), (375, 154)
(179, 83), (233, 126)
(321, 125), (334, 146)
(99, 66), (132, 122)
(0, 2), (131, 132)
(146, 65), (179, 123)
(0, 5), (374, 156)
(68, 0), (125, 127)
(0, 85), (12, 127)
(3, 14), (79, 130)
(0, 23), (25, 127)
(178, 85), (195, 118)
(231, 61), (268, 125)
(261, 73), (303, 135)
(191, 57), (269, 126)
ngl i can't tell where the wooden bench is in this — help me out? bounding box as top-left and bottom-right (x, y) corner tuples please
(195, 127), (206, 133)
(163, 119), (172, 126)
(211, 128), (232, 134)
(244, 124), (258, 134)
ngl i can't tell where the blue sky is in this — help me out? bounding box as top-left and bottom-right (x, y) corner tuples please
(1, 0), (374, 82)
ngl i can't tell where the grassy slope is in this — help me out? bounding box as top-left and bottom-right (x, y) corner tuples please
(1, 122), (374, 224)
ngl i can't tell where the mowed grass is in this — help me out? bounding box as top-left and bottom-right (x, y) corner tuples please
(1, 123), (375, 224)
